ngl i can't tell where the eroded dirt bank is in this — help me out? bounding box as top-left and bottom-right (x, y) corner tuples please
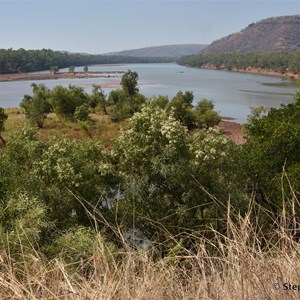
(217, 119), (245, 144)
(200, 64), (298, 80)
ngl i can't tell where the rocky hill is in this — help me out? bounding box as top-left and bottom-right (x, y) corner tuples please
(105, 44), (207, 58)
(202, 15), (300, 53)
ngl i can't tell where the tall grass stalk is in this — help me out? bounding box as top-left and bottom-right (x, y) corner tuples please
(1, 195), (300, 300)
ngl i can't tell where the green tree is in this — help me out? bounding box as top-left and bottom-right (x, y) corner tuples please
(50, 66), (59, 74)
(109, 92), (146, 122)
(20, 83), (52, 128)
(168, 91), (195, 129)
(195, 99), (221, 128)
(89, 85), (107, 114)
(108, 73), (146, 121)
(0, 107), (8, 145)
(149, 95), (169, 109)
(74, 103), (90, 122)
(107, 89), (125, 106)
(121, 70), (139, 96)
(69, 66), (75, 73)
(50, 85), (88, 120)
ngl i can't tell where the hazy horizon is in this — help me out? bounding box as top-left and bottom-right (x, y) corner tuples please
(1, 0), (299, 54)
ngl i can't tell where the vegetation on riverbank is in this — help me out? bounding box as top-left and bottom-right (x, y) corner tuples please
(0, 48), (174, 74)
(0, 70), (299, 298)
(178, 51), (300, 79)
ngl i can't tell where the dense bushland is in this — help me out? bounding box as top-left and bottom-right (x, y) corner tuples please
(0, 73), (299, 298)
(1, 84), (299, 251)
(178, 51), (300, 74)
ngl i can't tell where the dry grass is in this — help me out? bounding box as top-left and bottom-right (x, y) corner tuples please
(2, 109), (127, 149)
(1, 206), (300, 300)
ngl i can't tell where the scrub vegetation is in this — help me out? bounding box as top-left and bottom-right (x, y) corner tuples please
(0, 71), (300, 299)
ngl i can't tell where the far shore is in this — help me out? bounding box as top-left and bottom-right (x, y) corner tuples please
(0, 71), (125, 83)
(231, 67), (298, 80)
(89, 63), (127, 67)
(187, 64), (299, 80)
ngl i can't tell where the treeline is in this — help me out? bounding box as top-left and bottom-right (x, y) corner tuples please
(177, 51), (300, 74)
(0, 48), (174, 73)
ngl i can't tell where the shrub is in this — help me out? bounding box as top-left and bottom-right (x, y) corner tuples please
(113, 104), (246, 243)
(0, 193), (49, 253)
(195, 99), (221, 128)
(50, 85), (89, 120)
(74, 103), (90, 122)
(20, 83), (52, 128)
(243, 91), (300, 212)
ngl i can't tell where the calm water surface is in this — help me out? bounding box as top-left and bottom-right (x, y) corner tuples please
(0, 63), (297, 123)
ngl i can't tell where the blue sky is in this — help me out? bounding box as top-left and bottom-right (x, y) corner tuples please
(0, 0), (299, 54)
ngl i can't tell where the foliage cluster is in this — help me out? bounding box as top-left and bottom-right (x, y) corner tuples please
(0, 105), (239, 259)
(20, 83), (102, 127)
(178, 51), (300, 74)
(242, 91), (300, 212)
(108, 70), (147, 121)
(149, 91), (221, 129)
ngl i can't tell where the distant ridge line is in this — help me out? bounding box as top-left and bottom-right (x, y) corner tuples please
(104, 44), (208, 58)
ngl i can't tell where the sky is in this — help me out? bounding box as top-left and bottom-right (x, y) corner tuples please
(0, 0), (299, 54)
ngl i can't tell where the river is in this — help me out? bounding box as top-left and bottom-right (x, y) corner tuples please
(0, 63), (297, 123)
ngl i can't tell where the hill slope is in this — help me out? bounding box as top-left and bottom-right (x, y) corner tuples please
(202, 15), (300, 53)
(105, 44), (207, 58)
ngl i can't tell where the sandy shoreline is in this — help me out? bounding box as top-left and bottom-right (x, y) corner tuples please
(0, 71), (125, 82)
